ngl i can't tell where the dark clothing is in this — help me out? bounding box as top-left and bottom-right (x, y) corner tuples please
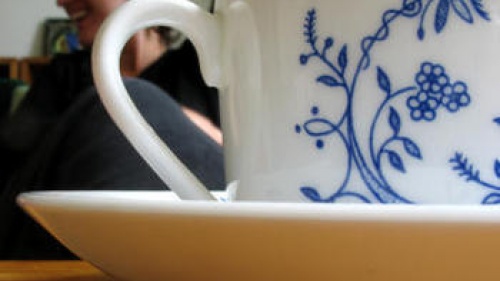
(140, 41), (220, 127)
(0, 42), (224, 259)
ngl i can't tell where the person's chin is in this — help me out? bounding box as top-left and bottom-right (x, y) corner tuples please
(78, 35), (94, 49)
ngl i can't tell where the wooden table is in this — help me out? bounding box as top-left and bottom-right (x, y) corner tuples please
(0, 261), (114, 281)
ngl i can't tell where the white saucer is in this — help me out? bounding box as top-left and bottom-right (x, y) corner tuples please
(17, 191), (500, 281)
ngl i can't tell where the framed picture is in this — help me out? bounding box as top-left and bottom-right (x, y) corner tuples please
(43, 18), (80, 55)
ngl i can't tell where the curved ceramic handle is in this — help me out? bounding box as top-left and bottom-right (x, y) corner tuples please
(91, 0), (222, 200)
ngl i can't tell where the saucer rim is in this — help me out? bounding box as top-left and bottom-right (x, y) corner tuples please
(17, 190), (500, 224)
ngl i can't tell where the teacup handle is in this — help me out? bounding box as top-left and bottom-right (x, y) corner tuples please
(92, 0), (222, 200)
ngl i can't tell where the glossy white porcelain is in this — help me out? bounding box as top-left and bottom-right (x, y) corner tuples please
(93, 0), (500, 204)
(18, 191), (500, 281)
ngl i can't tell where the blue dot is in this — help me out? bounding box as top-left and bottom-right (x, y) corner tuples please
(311, 107), (319, 115)
(295, 125), (302, 134)
(316, 139), (324, 149)
(300, 55), (309, 65)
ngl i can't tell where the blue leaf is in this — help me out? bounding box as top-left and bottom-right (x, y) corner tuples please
(317, 75), (342, 87)
(338, 45), (348, 69)
(387, 150), (406, 173)
(451, 0), (473, 23)
(435, 0), (450, 33)
(304, 9), (318, 44)
(377, 67), (392, 95)
(493, 117), (500, 125)
(389, 107), (401, 135)
(483, 193), (500, 205)
(471, 0), (490, 20)
(495, 160), (500, 179)
(301, 187), (323, 202)
(403, 138), (422, 159)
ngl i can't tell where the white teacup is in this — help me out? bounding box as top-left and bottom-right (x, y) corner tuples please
(92, 0), (500, 204)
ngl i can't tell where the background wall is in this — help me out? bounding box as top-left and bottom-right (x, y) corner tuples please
(0, 0), (66, 57)
(0, 0), (213, 58)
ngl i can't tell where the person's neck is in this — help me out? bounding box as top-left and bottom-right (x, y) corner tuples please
(120, 30), (168, 77)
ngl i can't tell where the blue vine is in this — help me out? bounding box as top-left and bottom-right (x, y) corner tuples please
(295, 0), (490, 203)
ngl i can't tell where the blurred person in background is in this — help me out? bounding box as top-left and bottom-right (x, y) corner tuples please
(0, 0), (223, 259)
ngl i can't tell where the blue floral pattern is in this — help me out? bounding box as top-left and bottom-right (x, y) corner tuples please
(295, 0), (492, 204)
(449, 117), (500, 204)
(406, 62), (471, 121)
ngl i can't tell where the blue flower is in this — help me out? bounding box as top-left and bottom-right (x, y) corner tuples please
(407, 62), (472, 121)
(441, 81), (471, 112)
(415, 62), (450, 95)
(407, 91), (440, 121)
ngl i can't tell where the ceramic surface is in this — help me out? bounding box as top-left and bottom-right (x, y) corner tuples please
(18, 191), (500, 281)
(93, 0), (500, 204)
